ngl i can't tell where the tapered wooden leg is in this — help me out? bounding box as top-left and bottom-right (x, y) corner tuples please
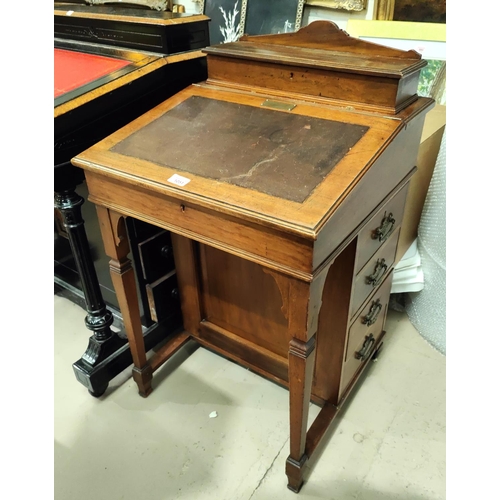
(285, 270), (330, 492)
(95, 206), (152, 397)
(286, 335), (316, 493)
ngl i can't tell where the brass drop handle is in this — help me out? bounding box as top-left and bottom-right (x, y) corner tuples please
(366, 258), (387, 287)
(362, 299), (382, 326)
(373, 212), (395, 243)
(355, 334), (375, 361)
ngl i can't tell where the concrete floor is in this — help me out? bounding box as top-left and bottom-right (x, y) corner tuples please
(54, 294), (445, 500)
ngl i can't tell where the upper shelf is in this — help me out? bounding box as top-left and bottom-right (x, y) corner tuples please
(203, 21), (427, 115)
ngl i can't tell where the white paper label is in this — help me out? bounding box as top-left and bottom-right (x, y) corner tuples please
(66, 10), (74, 15)
(167, 174), (191, 187)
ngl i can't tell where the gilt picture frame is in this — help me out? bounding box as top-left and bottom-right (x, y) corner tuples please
(375, 0), (446, 23)
(305, 1), (366, 12)
(85, 0), (171, 10)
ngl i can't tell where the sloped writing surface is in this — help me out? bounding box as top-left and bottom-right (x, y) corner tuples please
(54, 48), (131, 100)
(112, 96), (368, 203)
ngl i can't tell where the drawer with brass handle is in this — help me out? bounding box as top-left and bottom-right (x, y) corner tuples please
(340, 271), (393, 397)
(350, 228), (399, 318)
(354, 333), (376, 361)
(354, 183), (408, 275)
(346, 271), (393, 362)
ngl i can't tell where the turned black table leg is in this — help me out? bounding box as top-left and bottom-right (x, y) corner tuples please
(54, 188), (123, 397)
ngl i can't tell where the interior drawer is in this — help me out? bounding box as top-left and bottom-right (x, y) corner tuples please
(350, 228), (399, 318)
(145, 270), (181, 323)
(138, 230), (176, 283)
(340, 272), (393, 398)
(354, 183), (408, 275)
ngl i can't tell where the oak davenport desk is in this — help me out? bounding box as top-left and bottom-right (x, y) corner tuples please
(54, 2), (210, 396)
(72, 22), (434, 492)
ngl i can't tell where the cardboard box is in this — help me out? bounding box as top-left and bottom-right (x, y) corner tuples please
(396, 104), (446, 262)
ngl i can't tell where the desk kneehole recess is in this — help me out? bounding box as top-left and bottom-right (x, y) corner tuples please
(73, 21), (434, 493)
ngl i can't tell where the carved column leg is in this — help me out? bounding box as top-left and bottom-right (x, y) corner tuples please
(285, 271), (329, 493)
(54, 189), (120, 397)
(95, 206), (152, 397)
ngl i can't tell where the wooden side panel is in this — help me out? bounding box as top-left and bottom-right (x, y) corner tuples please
(198, 244), (290, 358)
(312, 238), (357, 403)
(170, 233), (203, 334)
(313, 112), (426, 270)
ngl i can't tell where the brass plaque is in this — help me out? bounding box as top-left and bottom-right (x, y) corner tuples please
(261, 99), (296, 112)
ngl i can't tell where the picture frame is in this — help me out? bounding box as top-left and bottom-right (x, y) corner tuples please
(85, 0), (171, 10)
(244, 0), (305, 35)
(305, 1), (366, 12)
(346, 20), (446, 103)
(200, 0), (248, 45)
(375, 0), (446, 23)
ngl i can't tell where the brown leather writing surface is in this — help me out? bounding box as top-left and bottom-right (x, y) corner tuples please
(111, 96), (369, 202)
